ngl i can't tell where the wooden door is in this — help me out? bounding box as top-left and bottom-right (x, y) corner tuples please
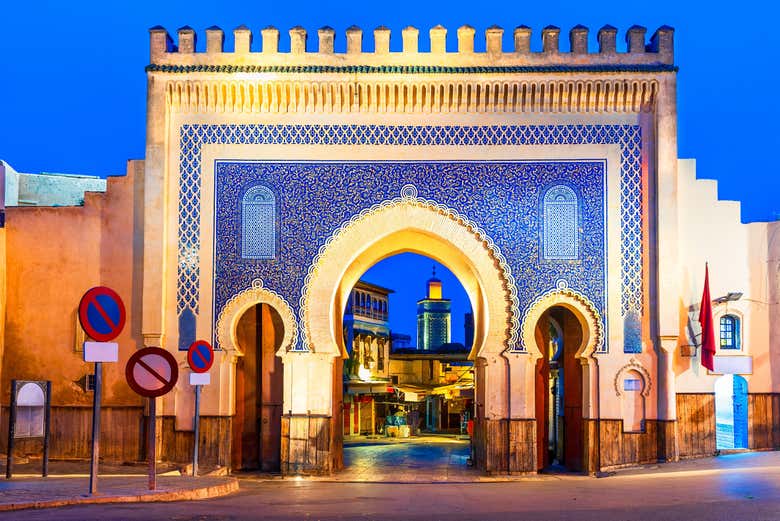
(233, 305), (259, 470)
(561, 310), (583, 471)
(259, 304), (284, 472)
(232, 304), (284, 472)
(534, 315), (550, 470)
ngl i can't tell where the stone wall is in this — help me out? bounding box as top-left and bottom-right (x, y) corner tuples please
(1, 160), (143, 408)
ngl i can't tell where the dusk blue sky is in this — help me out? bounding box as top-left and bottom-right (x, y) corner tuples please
(361, 253), (470, 346)
(2, 1), (777, 339)
(2, 1), (778, 224)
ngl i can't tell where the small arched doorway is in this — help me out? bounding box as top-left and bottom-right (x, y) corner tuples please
(232, 303), (285, 470)
(534, 306), (584, 471)
(715, 374), (749, 450)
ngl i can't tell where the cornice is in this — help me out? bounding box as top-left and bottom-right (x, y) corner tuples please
(147, 63), (677, 74)
(164, 76), (660, 114)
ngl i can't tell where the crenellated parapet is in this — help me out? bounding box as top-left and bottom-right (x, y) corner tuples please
(147, 24), (675, 115)
(147, 24), (675, 69)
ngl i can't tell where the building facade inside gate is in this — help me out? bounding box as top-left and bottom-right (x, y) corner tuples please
(1, 23), (778, 474)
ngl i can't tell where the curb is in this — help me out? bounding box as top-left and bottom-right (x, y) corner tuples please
(606, 464), (780, 480)
(0, 478), (239, 512)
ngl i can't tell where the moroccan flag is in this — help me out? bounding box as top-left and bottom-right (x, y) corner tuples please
(699, 264), (716, 371)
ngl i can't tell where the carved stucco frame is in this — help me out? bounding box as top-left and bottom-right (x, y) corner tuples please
(614, 358), (653, 398)
(215, 278), (298, 361)
(300, 186), (519, 357)
(520, 281), (604, 361)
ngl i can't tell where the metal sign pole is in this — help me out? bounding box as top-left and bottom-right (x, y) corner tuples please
(5, 380), (17, 480)
(193, 384), (200, 477)
(42, 381), (51, 478)
(148, 397), (157, 491)
(89, 362), (102, 494)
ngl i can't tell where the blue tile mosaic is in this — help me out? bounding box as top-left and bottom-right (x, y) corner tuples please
(623, 311), (642, 353)
(176, 124), (644, 352)
(214, 160), (606, 352)
(241, 185), (277, 260)
(542, 184), (579, 261)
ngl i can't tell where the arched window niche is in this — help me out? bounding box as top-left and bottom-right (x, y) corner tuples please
(542, 184), (579, 261)
(719, 314), (741, 351)
(241, 185), (276, 260)
(621, 371), (645, 432)
(615, 364), (650, 434)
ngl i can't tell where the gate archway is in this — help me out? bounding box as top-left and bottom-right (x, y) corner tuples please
(299, 193), (519, 472)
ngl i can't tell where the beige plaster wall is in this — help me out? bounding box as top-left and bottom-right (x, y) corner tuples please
(769, 221), (780, 393)
(674, 159), (775, 393)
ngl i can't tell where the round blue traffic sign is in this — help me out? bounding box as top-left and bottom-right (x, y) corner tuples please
(187, 340), (214, 374)
(78, 286), (126, 342)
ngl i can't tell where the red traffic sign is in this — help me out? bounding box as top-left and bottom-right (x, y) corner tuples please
(79, 287), (126, 342)
(187, 340), (214, 374)
(125, 347), (179, 398)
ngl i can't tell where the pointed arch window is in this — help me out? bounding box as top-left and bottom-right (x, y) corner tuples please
(719, 315), (741, 350)
(241, 185), (276, 260)
(542, 185), (579, 260)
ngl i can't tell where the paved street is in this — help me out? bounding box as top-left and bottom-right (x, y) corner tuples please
(2, 451), (779, 520)
(341, 435), (477, 481)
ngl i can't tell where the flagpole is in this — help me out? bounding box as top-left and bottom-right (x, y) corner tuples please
(699, 262), (716, 372)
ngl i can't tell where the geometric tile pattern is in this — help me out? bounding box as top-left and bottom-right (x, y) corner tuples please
(241, 185), (276, 260)
(177, 124), (643, 347)
(618, 127), (643, 316)
(542, 184), (579, 260)
(213, 160), (606, 353)
(298, 187), (520, 353)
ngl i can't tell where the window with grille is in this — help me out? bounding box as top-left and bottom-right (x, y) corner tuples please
(542, 185), (579, 260)
(719, 315), (741, 350)
(241, 185), (276, 260)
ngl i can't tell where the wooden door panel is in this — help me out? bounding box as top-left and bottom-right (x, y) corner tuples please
(564, 406), (582, 470)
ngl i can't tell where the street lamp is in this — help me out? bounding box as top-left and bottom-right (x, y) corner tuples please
(713, 292), (743, 304)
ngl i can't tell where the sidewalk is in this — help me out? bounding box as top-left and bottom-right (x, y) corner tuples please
(602, 450), (780, 479)
(0, 460), (238, 512)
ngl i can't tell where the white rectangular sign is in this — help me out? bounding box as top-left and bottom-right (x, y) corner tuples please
(83, 342), (118, 363)
(712, 355), (753, 375)
(189, 372), (211, 386)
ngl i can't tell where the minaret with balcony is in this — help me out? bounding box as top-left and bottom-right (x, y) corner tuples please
(416, 266), (452, 351)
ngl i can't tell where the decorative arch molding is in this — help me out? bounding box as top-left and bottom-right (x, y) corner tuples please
(300, 184), (520, 356)
(520, 280), (604, 360)
(614, 358), (652, 398)
(215, 278), (298, 360)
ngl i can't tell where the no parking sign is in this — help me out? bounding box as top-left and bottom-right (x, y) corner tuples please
(78, 286), (126, 342)
(186, 339), (214, 477)
(78, 285), (126, 496)
(187, 340), (214, 373)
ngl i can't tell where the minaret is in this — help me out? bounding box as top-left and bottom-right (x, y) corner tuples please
(416, 265), (452, 350)
(464, 310), (474, 350)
